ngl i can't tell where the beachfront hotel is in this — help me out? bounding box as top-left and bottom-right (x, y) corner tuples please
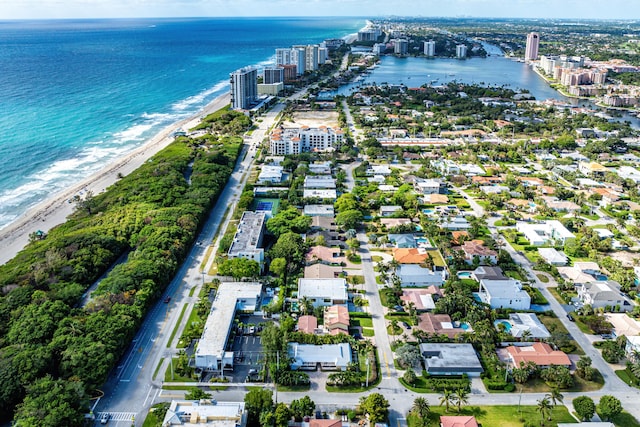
(269, 126), (344, 155)
(525, 32), (540, 61)
(230, 66), (258, 110)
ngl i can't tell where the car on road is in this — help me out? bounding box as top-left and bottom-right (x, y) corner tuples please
(163, 297), (171, 303)
(100, 413), (110, 424)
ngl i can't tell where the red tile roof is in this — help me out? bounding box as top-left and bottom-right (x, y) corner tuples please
(506, 342), (571, 367)
(440, 416), (479, 427)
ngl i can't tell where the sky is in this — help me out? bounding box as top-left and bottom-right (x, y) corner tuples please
(1, 0), (640, 20)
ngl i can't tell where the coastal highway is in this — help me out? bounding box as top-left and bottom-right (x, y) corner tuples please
(93, 104), (283, 425)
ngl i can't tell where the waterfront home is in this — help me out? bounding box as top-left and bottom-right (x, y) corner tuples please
(577, 281), (634, 312)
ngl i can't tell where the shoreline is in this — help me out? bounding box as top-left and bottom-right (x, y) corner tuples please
(0, 92), (230, 266)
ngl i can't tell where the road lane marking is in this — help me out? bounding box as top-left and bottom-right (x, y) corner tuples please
(382, 350), (391, 377)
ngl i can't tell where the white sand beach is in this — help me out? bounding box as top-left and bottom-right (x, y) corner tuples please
(0, 93), (231, 266)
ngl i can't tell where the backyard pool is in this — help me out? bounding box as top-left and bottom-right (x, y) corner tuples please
(457, 271), (472, 279)
(422, 209), (435, 215)
(495, 320), (512, 332)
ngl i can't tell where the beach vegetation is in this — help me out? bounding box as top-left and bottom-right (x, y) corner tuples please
(0, 112), (243, 424)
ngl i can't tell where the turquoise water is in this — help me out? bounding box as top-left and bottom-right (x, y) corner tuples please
(460, 323), (470, 330)
(0, 18), (363, 230)
(422, 209), (434, 214)
(457, 271), (472, 278)
(495, 320), (512, 332)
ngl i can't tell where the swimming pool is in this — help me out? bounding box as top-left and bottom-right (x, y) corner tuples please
(422, 209), (435, 214)
(457, 271), (472, 279)
(495, 320), (512, 332)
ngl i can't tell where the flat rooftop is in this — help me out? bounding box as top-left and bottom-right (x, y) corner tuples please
(195, 282), (262, 362)
(228, 211), (265, 257)
(419, 343), (483, 373)
(163, 400), (246, 427)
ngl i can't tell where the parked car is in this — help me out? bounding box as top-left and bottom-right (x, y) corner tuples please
(100, 413), (110, 424)
(402, 321), (411, 329)
(566, 313), (575, 321)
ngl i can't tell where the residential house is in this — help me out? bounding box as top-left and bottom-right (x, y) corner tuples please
(400, 287), (443, 311)
(537, 248), (568, 266)
(414, 178), (446, 195)
(303, 264), (343, 279)
(578, 281), (634, 311)
(380, 205), (403, 217)
(288, 343), (352, 371)
(304, 204), (334, 217)
(480, 185), (510, 195)
(380, 218), (413, 229)
(592, 187), (621, 206)
(558, 423), (614, 427)
(393, 248), (437, 264)
(417, 313), (466, 338)
(460, 240), (498, 265)
(308, 161), (332, 175)
(366, 165), (392, 176)
(306, 245), (344, 265)
(625, 336), (640, 359)
(303, 175), (336, 189)
(419, 343), (484, 377)
(297, 278), (348, 308)
(500, 313), (551, 339)
(388, 234), (417, 249)
(398, 264), (447, 287)
(505, 342), (571, 368)
(516, 220), (575, 246)
(324, 305), (349, 335)
(297, 315), (319, 334)
(440, 416), (479, 427)
(162, 400), (247, 427)
(257, 165), (284, 184)
(578, 161), (608, 177)
(478, 278), (531, 310)
(542, 196), (580, 213)
(423, 194), (449, 204)
(304, 420), (343, 427)
(617, 165), (640, 183)
(441, 216), (471, 231)
(472, 266), (507, 282)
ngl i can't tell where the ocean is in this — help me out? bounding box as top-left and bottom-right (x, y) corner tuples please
(0, 17), (363, 230)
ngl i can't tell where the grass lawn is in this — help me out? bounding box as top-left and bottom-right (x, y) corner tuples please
(176, 305), (204, 348)
(163, 358), (193, 383)
(407, 405), (575, 427)
(372, 255), (383, 262)
(537, 274), (549, 283)
(616, 367), (640, 388)
(516, 370), (603, 393)
(506, 270), (525, 281)
(362, 328), (375, 337)
(167, 304), (188, 348)
(538, 314), (584, 355)
(602, 411), (640, 427)
(352, 317), (373, 328)
(153, 358), (165, 381)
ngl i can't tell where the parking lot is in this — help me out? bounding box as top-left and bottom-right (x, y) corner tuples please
(229, 315), (270, 382)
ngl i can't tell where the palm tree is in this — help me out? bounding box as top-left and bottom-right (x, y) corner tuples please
(537, 396), (552, 425)
(411, 397), (430, 424)
(546, 387), (564, 407)
(439, 389), (455, 413)
(454, 387), (469, 413)
(521, 330), (533, 342)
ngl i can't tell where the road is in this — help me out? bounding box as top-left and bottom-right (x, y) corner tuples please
(93, 105), (282, 425)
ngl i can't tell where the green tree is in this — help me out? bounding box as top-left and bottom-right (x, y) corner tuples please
(335, 193), (359, 212)
(411, 397), (430, 427)
(575, 356), (595, 381)
(13, 376), (88, 427)
(598, 395), (622, 421)
(290, 396), (315, 422)
(266, 207), (312, 237)
(454, 387), (469, 413)
(546, 388), (564, 407)
(396, 344), (422, 369)
(537, 396), (552, 425)
(217, 257), (260, 280)
(274, 402), (292, 427)
(269, 257), (287, 282)
(573, 396), (596, 421)
(184, 387), (212, 400)
(336, 209), (363, 229)
(439, 389), (455, 413)
(359, 393), (390, 423)
(270, 232), (306, 266)
(403, 368), (417, 385)
(244, 388), (274, 426)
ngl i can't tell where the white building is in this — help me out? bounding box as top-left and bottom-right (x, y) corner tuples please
(537, 248), (568, 266)
(269, 126), (343, 155)
(257, 165), (284, 184)
(502, 313), (551, 339)
(456, 45), (468, 58)
(516, 220), (575, 246)
(303, 175), (336, 189)
(195, 282), (262, 372)
(228, 211), (266, 263)
(230, 66), (258, 111)
(162, 400), (247, 427)
(424, 40), (436, 57)
(414, 179), (445, 195)
(578, 281), (634, 311)
(617, 166), (640, 183)
(398, 264), (446, 287)
(303, 205), (334, 217)
(297, 278), (347, 307)
(288, 342), (352, 371)
(525, 32), (540, 61)
(394, 39), (408, 55)
(478, 278), (531, 310)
